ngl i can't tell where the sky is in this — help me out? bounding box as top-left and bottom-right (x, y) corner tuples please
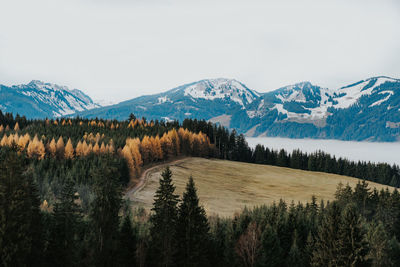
(1, 0), (399, 102)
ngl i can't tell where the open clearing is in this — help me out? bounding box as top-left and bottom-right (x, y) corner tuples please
(127, 157), (392, 217)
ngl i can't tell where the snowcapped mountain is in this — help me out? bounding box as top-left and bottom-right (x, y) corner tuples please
(79, 78), (260, 123)
(0, 80), (100, 118)
(241, 76), (400, 141)
(2, 77), (399, 141)
(79, 76), (400, 141)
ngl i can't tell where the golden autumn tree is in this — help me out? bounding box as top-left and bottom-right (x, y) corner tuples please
(121, 145), (135, 178)
(100, 142), (107, 154)
(64, 138), (75, 159)
(56, 137), (65, 158)
(93, 142), (100, 154)
(169, 128), (180, 156)
(81, 140), (90, 156)
(27, 135), (45, 159)
(0, 135), (8, 146)
(17, 133), (31, 150)
(140, 136), (152, 164)
(160, 133), (173, 159)
(48, 138), (57, 157)
(107, 139), (115, 154)
(13, 122), (20, 131)
(75, 141), (83, 157)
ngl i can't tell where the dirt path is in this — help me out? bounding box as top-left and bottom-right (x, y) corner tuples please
(124, 158), (187, 201)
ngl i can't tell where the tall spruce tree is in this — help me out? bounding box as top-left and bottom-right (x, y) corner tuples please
(118, 214), (137, 267)
(258, 224), (283, 267)
(0, 149), (42, 266)
(149, 167), (179, 267)
(46, 178), (82, 267)
(176, 176), (210, 267)
(337, 203), (368, 266)
(311, 202), (342, 267)
(90, 160), (122, 267)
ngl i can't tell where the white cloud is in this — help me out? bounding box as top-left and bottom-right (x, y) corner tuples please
(0, 0), (399, 102)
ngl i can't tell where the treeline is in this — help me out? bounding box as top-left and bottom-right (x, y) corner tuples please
(1, 111), (399, 189)
(0, 113), (211, 209)
(2, 151), (400, 266)
(180, 118), (400, 187)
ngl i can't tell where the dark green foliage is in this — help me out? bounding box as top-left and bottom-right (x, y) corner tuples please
(118, 215), (137, 267)
(176, 177), (210, 267)
(46, 178), (82, 267)
(90, 158), (123, 267)
(0, 148), (43, 266)
(149, 167), (179, 267)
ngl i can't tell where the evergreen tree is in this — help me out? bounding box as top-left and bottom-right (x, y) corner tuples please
(46, 178), (82, 267)
(311, 202), (342, 267)
(176, 176), (210, 267)
(337, 203), (368, 266)
(258, 224), (283, 267)
(286, 230), (303, 267)
(149, 167), (179, 267)
(0, 149), (42, 266)
(90, 159), (122, 267)
(365, 222), (392, 267)
(118, 215), (137, 267)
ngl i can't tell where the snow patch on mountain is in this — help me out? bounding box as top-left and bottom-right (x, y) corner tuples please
(369, 91), (394, 107)
(183, 78), (259, 106)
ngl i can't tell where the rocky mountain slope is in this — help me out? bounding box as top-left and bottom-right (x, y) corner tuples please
(2, 76), (399, 141)
(78, 76), (400, 141)
(0, 80), (99, 118)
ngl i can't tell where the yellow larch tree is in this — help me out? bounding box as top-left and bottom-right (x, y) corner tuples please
(93, 142), (100, 154)
(64, 138), (75, 159)
(75, 141), (83, 157)
(100, 142), (107, 154)
(56, 137), (65, 158)
(13, 122), (20, 131)
(47, 138), (57, 157)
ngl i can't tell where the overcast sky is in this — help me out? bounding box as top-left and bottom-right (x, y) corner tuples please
(1, 0), (399, 102)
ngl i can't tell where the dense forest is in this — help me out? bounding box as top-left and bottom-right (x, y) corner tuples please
(1, 110), (400, 266)
(1, 152), (400, 266)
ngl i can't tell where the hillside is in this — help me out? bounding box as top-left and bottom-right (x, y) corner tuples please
(128, 157), (392, 217)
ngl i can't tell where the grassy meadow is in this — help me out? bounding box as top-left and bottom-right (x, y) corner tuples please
(128, 157), (393, 217)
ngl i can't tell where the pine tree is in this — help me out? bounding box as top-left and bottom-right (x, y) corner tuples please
(46, 178), (82, 267)
(149, 167), (179, 267)
(259, 224), (283, 267)
(118, 215), (137, 267)
(286, 230), (303, 267)
(90, 159), (122, 267)
(176, 176), (210, 267)
(365, 222), (392, 267)
(311, 202), (342, 266)
(0, 150), (41, 266)
(336, 203), (368, 266)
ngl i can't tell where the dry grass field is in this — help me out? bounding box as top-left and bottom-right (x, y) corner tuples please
(128, 157), (392, 217)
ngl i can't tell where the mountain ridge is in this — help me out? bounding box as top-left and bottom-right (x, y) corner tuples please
(1, 76), (399, 141)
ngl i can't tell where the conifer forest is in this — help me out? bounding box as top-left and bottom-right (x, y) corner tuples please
(1, 111), (400, 266)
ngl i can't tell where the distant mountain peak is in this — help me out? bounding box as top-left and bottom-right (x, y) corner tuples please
(182, 78), (260, 106)
(1, 80), (99, 118)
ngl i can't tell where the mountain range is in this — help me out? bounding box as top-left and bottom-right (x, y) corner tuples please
(1, 77), (399, 141)
(0, 80), (99, 118)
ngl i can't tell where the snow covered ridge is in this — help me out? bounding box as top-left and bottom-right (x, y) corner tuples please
(183, 78), (260, 107)
(251, 76), (400, 122)
(0, 80), (100, 118)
